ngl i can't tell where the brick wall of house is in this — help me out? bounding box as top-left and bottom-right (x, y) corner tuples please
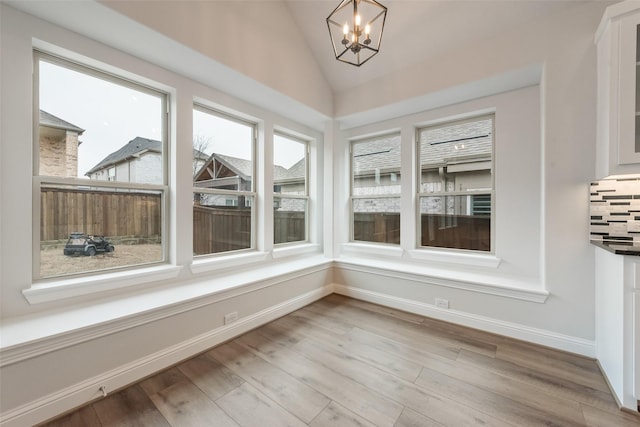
(39, 131), (78, 177)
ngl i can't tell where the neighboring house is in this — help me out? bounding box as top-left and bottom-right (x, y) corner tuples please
(86, 136), (208, 184)
(38, 110), (85, 177)
(352, 119), (492, 215)
(194, 153), (306, 208)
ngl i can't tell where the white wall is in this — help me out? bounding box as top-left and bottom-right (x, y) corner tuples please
(0, 1), (614, 425)
(0, 4), (331, 425)
(331, 0), (608, 350)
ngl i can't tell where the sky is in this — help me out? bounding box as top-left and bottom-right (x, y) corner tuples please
(39, 59), (304, 179)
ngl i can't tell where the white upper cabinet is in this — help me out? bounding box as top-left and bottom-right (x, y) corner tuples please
(596, 1), (640, 177)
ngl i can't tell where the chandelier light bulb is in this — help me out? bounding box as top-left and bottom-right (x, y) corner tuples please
(343, 23), (349, 35)
(355, 14), (361, 27)
(365, 24), (370, 35)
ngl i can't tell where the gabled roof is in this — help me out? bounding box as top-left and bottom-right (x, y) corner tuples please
(39, 110), (85, 134)
(87, 136), (208, 176)
(419, 118), (492, 167)
(214, 153), (253, 181)
(195, 153), (306, 184)
(352, 134), (401, 176)
(274, 158), (305, 183)
(352, 120), (493, 176)
(86, 137), (160, 175)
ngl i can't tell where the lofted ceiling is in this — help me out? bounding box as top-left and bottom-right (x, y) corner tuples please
(5, 0), (595, 127)
(284, 0), (588, 92)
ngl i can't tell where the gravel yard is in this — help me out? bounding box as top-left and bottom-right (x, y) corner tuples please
(40, 244), (162, 278)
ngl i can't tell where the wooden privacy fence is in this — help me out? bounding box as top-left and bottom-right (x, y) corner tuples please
(40, 187), (161, 242)
(353, 213), (401, 244)
(193, 206), (307, 254)
(354, 213), (491, 251)
(421, 214), (490, 251)
(41, 189), (490, 251)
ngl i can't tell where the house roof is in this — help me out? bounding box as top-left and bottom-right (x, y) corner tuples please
(352, 119), (493, 176)
(419, 118), (493, 167)
(352, 134), (401, 176)
(86, 137), (160, 175)
(195, 153), (305, 183)
(39, 110), (85, 134)
(87, 136), (207, 176)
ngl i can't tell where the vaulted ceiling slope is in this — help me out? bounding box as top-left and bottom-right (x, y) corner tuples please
(6, 0), (599, 129)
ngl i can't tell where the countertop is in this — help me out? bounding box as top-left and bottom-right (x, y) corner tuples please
(591, 240), (640, 256)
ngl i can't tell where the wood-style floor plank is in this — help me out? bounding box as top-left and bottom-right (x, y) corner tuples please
(38, 405), (102, 427)
(457, 348), (621, 414)
(236, 329), (404, 427)
(38, 295), (640, 427)
(92, 384), (170, 427)
(176, 352), (244, 401)
(415, 365), (586, 427)
(393, 408), (445, 427)
(308, 401), (376, 427)
(209, 340), (331, 423)
(288, 329), (512, 427)
(216, 382), (307, 427)
(147, 379), (239, 427)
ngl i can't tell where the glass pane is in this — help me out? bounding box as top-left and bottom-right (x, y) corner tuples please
(419, 195), (491, 251)
(39, 59), (164, 183)
(419, 117), (493, 191)
(192, 108), (254, 191)
(193, 193), (253, 255)
(274, 134), (306, 195)
(274, 197), (307, 244)
(40, 183), (163, 278)
(352, 134), (401, 196)
(352, 197), (400, 244)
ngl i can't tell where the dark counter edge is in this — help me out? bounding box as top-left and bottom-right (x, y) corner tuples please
(591, 240), (640, 256)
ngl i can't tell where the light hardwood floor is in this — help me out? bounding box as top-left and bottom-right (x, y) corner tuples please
(39, 295), (640, 426)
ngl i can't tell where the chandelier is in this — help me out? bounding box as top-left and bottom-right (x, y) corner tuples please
(326, 0), (387, 67)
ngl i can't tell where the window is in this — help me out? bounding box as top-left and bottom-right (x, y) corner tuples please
(350, 133), (401, 244)
(35, 52), (168, 280)
(274, 133), (308, 245)
(192, 105), (256, 256)
(417, 115), (494, 252)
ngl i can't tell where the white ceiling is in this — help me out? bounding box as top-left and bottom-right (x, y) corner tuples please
(284, 0), (587, 92)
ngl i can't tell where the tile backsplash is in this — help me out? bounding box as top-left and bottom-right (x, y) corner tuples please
(590, 177), (640, 242)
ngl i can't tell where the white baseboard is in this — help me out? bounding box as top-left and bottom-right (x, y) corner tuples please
(0, 285), (333, 427)
(333, 283), (596, 358)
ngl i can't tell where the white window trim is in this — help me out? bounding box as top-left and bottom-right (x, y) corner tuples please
(273, 131), (311, 246)
(416, 114), (495, 254)
(349, 133), (402, 244)
(192, 105), (258, 258)
(22, 265), (183, 304)
(32, 50), (170, 287)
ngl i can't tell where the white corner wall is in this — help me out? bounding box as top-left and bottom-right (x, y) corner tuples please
(0, 1), (615, 425)
(330, 0), (608, 353)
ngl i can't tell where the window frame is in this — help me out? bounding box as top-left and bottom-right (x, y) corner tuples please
(415, 114), (495, 254)
(32, 50), (170, 282)
(349, 132), (402, 245)
(192, 103), (258, 257)
(273, 131), (310, 246)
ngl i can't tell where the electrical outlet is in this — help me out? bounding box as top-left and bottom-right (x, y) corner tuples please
(224, 311), (238, 325)
(435, 298), (449, 309)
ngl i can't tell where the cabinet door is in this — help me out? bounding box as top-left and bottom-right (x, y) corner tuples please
(636, 291), (640, 399)
(619, 14), (640, 164)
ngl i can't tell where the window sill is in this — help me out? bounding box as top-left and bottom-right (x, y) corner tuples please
(22, 264), (184, 305)
(407, 248), (502, 269)
(272, 243), (321, 259)
(190, 251), (269, 275)
(341, 242), (404, 258)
